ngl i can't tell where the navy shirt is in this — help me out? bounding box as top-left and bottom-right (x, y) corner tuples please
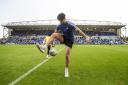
(57, 21), (76, 42)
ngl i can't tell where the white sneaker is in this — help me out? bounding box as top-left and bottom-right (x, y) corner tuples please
(40, 48), (45, 53)
(36, 44), (47, 53)
(40, 45), (47, 51)
(65, 68), (69, 78)
(46, 55), (49, 58)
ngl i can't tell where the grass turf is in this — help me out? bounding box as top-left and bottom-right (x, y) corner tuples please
(0, 45), (128, 85)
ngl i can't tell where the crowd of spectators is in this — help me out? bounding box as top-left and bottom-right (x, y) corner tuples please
(5, 36), (60, 44)
(6, 36), (43, 44)
(74, 37), (124, 44)
(75, 31), (117, 36)
(4, 36), (124, 45)
(0, 30), (125, 45)
(11, 30), (53, 36)
(11, 30), (117, 36)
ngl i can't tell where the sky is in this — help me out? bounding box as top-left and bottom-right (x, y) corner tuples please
(0, 0), (128, 38)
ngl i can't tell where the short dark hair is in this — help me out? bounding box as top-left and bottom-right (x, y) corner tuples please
(57, 13), (65, 21)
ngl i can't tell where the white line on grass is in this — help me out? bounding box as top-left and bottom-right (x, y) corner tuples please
(9, 48), (64, 85)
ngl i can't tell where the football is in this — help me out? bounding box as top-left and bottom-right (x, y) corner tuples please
(49, 48), (57, 56)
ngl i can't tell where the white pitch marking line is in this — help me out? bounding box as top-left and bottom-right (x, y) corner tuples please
(9, 48), (64, 85)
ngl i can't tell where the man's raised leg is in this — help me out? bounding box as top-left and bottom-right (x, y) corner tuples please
(47, 33), (64, 45)
(46, 33), (64, 57)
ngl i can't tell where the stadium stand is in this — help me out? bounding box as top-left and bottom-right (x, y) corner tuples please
(1, 20), (126, 45)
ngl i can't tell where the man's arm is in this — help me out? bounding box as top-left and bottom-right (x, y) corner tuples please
(75, 27), (88, 38)
(75, 26), (91, 42)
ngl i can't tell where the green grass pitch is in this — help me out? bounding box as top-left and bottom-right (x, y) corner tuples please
(0, 45), (128, 85)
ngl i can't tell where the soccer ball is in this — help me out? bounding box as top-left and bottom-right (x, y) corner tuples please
(49, 48), (57, 56)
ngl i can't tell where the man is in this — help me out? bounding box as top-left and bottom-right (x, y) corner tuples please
(36, 13), (91, 77)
